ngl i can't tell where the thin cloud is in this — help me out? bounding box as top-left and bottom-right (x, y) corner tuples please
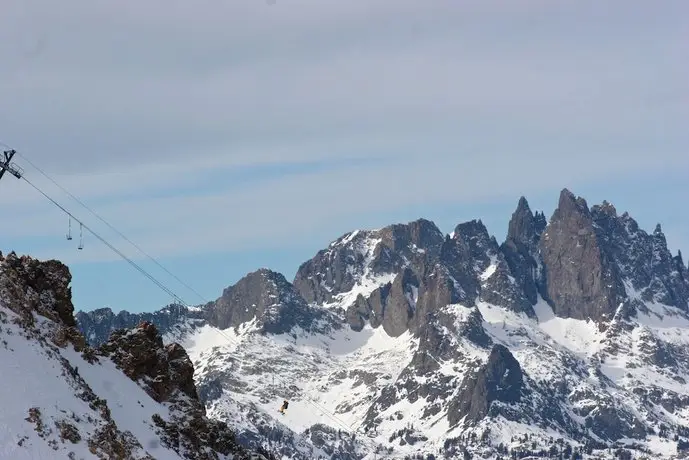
(0, 0), (686, 267)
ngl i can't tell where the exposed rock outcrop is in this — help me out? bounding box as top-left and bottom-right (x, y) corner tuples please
(0, 251), (85, 350)
(346, 268), (419, 336)
(98, 321), (199, 402)
(0, 251), (73, 326)
(98, 321), (261, 459)
(447, 344), (525, 426)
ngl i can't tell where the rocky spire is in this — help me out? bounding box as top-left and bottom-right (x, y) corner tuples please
(538, 188), (625, 321)
(506, 196), (541, 251)
(500, 196), (542, 305)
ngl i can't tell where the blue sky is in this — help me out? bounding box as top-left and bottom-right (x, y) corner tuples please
(0, 0), (687, 313)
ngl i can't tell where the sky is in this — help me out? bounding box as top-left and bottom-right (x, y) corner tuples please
(0, 0), (687, 313)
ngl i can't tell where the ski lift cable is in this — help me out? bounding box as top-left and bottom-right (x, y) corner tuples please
(12, 150), (361, 392)
(20, 175), (186, 306)
(5, 146), (357, 384)
(10, 149), (210, 305)
(8, 148), (375, 450)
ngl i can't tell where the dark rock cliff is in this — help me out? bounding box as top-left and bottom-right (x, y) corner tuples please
(448, 344), (525, 426)
(538, 189), (688, 321)
(346, 267), (420, 337)
(97, 321), (266, 459)
(500, 196), (546, 305)
(538, 189), (626, 321)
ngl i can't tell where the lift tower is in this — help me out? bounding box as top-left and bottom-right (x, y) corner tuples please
(0, 149), (23, 183)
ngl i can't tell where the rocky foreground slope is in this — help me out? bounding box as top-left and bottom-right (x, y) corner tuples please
(0, 251), (273, 459)
(77, 188), (689, 459)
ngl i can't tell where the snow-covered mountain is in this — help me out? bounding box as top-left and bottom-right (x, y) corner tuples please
(0, 251), (273, 459)
(76, 188), (689, 459)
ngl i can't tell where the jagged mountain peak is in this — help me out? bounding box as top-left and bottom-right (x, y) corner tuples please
(501, 196), (547, 307)
(592, 199), (618, 218)
(540, 189), (689, 318)
(539, 189), (625, 321)
(509, 196), (547, 240)
(554, 187), (593, 223)
(654, 222), (664, 236)
(84, 306), (115, 318)
(449, 219), (499, 280)
(77, 302), (204, 348)
(380, 217), (444, 244)
(293, 218), (445, 309)
(507, 196), (540, 247)
(452, 219), (493, 246)
(516, 195), (530, 212)
(229, 267), (293, 294)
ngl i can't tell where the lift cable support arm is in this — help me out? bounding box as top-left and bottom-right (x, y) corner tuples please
(0, 149), (24, 182)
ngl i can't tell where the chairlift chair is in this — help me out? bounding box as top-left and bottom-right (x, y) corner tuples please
(78, 223), (83, 250)
(66, 216), (73, 240)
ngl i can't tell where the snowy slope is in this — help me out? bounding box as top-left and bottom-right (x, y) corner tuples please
(165, 291), (689, 459)
(0, 252), (267, 460)
(0, 307), (211, 459)
(169, 320), (417, 459)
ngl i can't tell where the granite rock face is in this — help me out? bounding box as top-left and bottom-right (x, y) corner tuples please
(537, 189), (688, 322)
(538, 189), (626, 321)
(206, 268), (338, 335)
(346, 267), (420, 337)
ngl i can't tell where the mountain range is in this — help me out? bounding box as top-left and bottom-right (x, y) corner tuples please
(6, 187), (689, 459)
